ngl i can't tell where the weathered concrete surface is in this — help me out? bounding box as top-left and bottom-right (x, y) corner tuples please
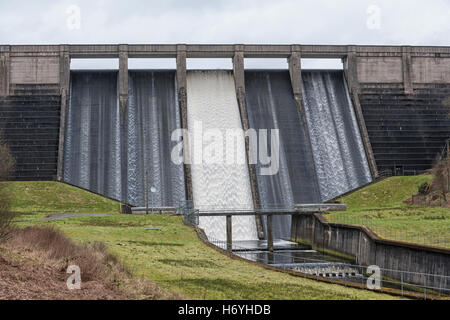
(402, 47), (413, 94)
(291, 213), (450, 289)
(357, 57), (403, 83)
(345, 46), (360, 94)
(232, 47), (264, 240)
(412, 57), (450, 83)
(1, 44), (448, 58)
(348, 92), (378, 178)
(0, 51), (9, 96)
(56, 46), (70, 181)
(176, 45), (193, 202)
(1, 44), (449, 98)
(119, 45), (129, 202)
(344, 47), (378, 178)
(9, 56), (60, 84)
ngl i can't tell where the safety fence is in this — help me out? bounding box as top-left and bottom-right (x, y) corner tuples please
(198, 232), (450, 299)
(327, 213), (450, 249)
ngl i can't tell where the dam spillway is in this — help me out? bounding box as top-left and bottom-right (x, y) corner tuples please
(186, 70), (258, 241)
(62, 69), (372, 241)
(126, 71), (185, 207)
(63, 70), (185, 207)
(302, 70), (372, 201)
(63, 71), (123, 201)
(245, 70), (321, 239)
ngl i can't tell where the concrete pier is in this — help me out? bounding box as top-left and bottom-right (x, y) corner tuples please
(176, 44), (194, 202)
(232, 46), (264, 240)
(287, 47), (323, 187)
(56, 45), (70, 181)
(119, 45), (129, 201)
(402, 46), (413, 94)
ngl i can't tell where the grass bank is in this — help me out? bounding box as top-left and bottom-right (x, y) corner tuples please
(8, 181), (396, 300)
(328, 175), (450, 246)
(3, 181), (120, 221)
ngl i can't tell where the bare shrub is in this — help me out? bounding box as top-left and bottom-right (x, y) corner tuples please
(6, 225), (182, 299)
(0, 130), (15, 243)
(430, 157), (450, 202)
(11, 226), (78, 259)
(10, 226), (116, 281)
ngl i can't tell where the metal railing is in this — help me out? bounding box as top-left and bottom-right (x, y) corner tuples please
(199, 232), (450, 299)
(327, 214), (450, 248)
(177, 200), (199, 226)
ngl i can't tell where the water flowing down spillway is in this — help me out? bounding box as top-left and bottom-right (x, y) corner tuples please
(63, 71), (122, 200)
(64, 70), (185, 207)
(186, 70), (258, 241)
(301, 70), (372, 201)
(245, 71), (321, 239)
(126, 71), (185, 207)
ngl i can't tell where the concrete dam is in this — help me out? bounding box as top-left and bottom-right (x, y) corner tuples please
(0, 44), (449, 241)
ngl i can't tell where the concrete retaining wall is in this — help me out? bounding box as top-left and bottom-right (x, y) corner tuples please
(291, 213), (450, 290)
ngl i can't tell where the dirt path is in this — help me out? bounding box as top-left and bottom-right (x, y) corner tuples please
(40, 213), (110, 221)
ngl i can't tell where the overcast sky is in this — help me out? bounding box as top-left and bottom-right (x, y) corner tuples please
(1, 0), (449, 69)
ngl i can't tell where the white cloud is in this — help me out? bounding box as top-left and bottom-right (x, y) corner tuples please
(0, 0), (448, 68)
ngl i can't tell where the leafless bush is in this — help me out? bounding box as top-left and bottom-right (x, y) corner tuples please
(9, 226), (123, 281)
(7, 225), (181, 299)
(0, 130), (15, 243)
(430, 156), (450, 203)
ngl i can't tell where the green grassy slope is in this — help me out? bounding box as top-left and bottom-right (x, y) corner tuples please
(8, 181), (396, 300)
(39, 214), (396, 299)
(4, 181), (120, 217)
(328, 175), (450, 246)
(340, 175), (432, 212)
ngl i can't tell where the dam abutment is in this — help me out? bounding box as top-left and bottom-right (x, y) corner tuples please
(291, 213), (450, 290)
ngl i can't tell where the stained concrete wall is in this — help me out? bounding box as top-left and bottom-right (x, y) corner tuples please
(0, 54), (7, 96)
(357, 57), (403, 83)
(356, 56), (450, 85)
(412, 57), (450, 83)
(291, 213), (450, 290)
(9, 57), (60, 84)
(1, 44), (449, 96)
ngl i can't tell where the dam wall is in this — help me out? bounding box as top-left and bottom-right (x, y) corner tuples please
(0, 44), (449, 191)
(345, 46), (450, 174)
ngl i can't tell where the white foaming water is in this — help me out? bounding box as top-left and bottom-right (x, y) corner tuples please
(302, 71), (372, 201)
(63, 72), (122, 201)
(186, 70), (258, 241)
(125, 72), (185, 207)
